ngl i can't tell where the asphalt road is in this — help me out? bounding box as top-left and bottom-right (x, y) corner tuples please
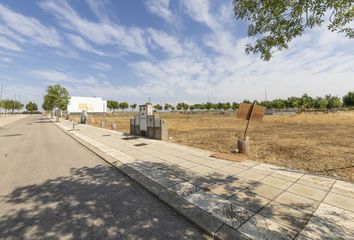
(0, 116), (209, 240)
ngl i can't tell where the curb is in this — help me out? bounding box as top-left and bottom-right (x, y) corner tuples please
(53, 121), (250, 239)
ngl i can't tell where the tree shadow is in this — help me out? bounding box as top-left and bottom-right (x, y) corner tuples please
(0, 164), (208, 240)
(125, 161), (347, 238)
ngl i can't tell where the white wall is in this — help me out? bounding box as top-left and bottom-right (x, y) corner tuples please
(68, 96), (107, 113)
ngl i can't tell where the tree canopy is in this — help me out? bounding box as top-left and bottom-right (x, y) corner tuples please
(233, 0), (354, 60)
(43, 85), (70, 111)
(26, 101), (38, 114)
(2, 99), (23, 114)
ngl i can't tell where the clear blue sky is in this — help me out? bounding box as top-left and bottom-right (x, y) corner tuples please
(0, 0), (353, 107)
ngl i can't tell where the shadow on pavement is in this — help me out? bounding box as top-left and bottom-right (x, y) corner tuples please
(0, 164), (208, 240)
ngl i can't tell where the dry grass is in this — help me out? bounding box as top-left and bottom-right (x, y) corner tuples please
(70, 111), (354, 181)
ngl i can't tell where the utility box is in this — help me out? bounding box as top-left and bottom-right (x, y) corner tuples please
(139, 103), (153, 135)
(130, 103), (168, 141)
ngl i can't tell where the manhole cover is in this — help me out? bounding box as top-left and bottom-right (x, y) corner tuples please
(134, 143), (148, 147)
(2, 133), (23, 137)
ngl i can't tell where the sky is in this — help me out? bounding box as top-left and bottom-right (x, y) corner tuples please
(0, 0), (353, 107)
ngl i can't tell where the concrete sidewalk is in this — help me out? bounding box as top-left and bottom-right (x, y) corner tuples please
(56, 119), (354, 240)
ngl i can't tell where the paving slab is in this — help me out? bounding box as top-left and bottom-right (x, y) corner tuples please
(299, 216), (353, 240)
(238, 214), (297, 240)
(228, 190), (270, 212)
(331, 187), (354, 198)
(213, 202), (254, 229)
(259, 176), (293, 190)
(314, 203), (354, 230)
(259, 202), (312, 230)
(297, 175), (335, 191)
(168, 182), (201, 197)
(236, 169), (268, 182)
(274, 191), (320, 214)
(287, 183), (328, 201)
(218, 165), (248, 176)
(190, 165), (216, 175)
(271, 170), (304, 182)
(243, 183), (283, 200)
(208, 178), (253, 198)
(323, 191), (354, 212)
(184, 191), (229, 213)
(175, 160), (200, 169)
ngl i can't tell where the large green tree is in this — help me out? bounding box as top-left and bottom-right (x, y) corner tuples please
(119, 102), (129, 111)
(2, 99), (23, 114)
(43, 85), (70, 111)
(26, 101), (38, 114)
(343, 91), (354, 107)
(233, 0), (354, 60)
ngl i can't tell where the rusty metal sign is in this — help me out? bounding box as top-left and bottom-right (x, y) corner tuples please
(237, 103), (266, 121)
(237, 102), (267, 140)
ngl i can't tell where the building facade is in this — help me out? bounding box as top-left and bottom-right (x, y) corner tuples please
(67, 96), (107, 113)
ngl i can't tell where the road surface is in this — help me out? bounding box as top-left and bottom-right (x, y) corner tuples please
(0, 115), (208, 240)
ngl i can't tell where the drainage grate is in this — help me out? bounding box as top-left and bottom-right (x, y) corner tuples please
(102, 134), (111, 137)
(2, 133), (23, 137)
(134, 143), (148, 147)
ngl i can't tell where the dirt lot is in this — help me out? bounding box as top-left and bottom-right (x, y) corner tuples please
(70, 111), (354, 181)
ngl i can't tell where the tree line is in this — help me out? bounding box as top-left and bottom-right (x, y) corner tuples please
(107, 91), (354, 112)
(0, 99), (39, 114)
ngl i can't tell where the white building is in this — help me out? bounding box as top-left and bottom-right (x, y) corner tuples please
(68, 96), (107, 113)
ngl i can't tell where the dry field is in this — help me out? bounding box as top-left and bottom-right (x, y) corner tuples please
(70, 111), (354, 181)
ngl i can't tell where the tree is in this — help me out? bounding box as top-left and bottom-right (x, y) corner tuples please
(259, 101), (272, 108)
(119, 102), (129, 111)
(231, 102), (240, 110)
(43, 85), (70, 112)
(164, 103), (173, 111)
(107, 100), (116, 111)
(233, 0), (354, 60)
(176, 102), (189, 111)
(26, 101), (38, 114)
(326, 95), (342, 109)
(204, 102), (213, 111)
(343, 91), (354, 107)
(153, 104), (162, 111)
(2, 99), (23, 114)
(130, 103), (137, 111)
(287, 97), (302, 109)
(301, 94), (314, 109)
(271, 99), (287, 109)
(314, 97), (328, 110)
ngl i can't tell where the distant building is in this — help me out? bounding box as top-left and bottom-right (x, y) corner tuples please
(67, 96), (107, 113)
